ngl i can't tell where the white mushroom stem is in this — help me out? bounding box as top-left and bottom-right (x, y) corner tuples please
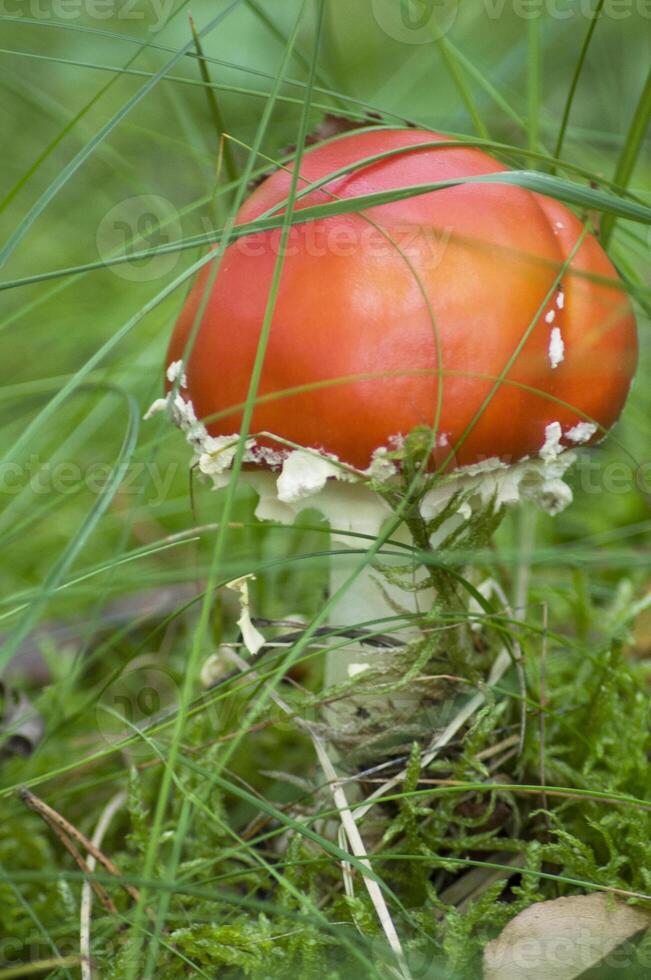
(250, 475), (434, 688)
(241, 441), (578, 699)
(326, 520), (430, 688)
(146, 381), (586, 750)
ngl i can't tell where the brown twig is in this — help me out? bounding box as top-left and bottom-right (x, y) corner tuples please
(19, 788), (140, 905)
(20, 789), (117, 916)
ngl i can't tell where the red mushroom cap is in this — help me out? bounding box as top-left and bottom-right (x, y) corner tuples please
(166, 129), (637, 471)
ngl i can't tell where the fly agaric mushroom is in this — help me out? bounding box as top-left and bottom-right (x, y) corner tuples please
(148, 128), (637, 737)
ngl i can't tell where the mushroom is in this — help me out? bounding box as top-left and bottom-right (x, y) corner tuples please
(149, 128), (637, 751)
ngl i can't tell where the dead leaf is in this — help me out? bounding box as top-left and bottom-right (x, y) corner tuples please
(483, 893), (650, 980)
(0, 683), (44, 758)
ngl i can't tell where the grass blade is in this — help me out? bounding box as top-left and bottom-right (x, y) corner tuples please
(0, 0), (243, 270)
(551, 0), (606, 171)
(601, 65), (651, 246)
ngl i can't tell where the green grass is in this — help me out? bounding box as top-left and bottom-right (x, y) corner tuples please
(0, 2), (650, 977)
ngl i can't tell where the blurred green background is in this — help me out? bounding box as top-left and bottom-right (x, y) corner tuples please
(0, 1), (649, 975)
